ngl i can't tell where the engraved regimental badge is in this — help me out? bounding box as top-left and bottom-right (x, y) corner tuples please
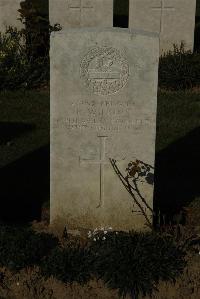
(80, 46), (129, 96)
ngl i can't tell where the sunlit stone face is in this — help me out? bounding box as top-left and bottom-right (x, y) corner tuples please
(50, 28), (159, 231)
(129, 0), (196, 53)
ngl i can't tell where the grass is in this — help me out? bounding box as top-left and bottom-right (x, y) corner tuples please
(0, 88), (200, 163)
(0, 88), (200, 298)
(156, 89), (200, 152)
(0, 89), (49, 167)
(155, 89), (200, 223)
(0, 89), (50, 222)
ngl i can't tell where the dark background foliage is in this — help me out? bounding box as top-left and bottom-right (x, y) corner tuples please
(19, 0), (49, 58)
(158, 44), (200, 90)
(0, 0), (60, 90)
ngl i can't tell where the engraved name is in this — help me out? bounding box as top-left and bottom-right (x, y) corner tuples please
(53, 99), (153, 132)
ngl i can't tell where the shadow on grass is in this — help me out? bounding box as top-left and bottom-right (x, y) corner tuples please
(1, 126), (199, 225)
(0, 145), (49, 223)
(154, 126), (200, 223)
(194, 16), (200, 52)
(0, 121), (35, 145)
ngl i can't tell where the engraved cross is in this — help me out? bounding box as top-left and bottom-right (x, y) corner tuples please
(80, 136), (109, 208)
(151, 0), (175, 34)
(68, 0), (94, 25)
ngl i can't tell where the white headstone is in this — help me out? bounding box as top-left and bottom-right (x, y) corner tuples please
(0, 0), (23, 32)
(50, 28), (159, 231)
(129, 0), (196, 53)
(49, 0), (113, 29)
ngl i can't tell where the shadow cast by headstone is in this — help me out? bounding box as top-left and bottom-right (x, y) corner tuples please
(154, 126), (200, 223)
(0, 121), (35, 145)
(0, 145), (49, 223)
(194, 16), (200, 52)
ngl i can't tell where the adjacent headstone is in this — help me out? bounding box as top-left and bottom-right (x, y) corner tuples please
(49, 0), (113, 29)
(50, 28), (159, 231)
(0, 0), (22, 32)
(129, 0), (196, 53)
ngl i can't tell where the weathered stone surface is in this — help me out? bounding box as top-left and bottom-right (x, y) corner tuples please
(49, 0), (113, 29)
(129, 0), (196, 53)
(50, 28), (159, 231)
(0, 0), (22, 32)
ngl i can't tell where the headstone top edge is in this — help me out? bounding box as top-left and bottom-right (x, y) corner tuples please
(50, 27), (159, 39)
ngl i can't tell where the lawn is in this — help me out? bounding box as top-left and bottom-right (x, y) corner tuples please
(156, 89), (200, 152)
(0, 88), (200, 299)
(0, 89), (50, 222)
(0, 89), (49, 168)
(0, 88), (199, 163)
(0, 88), (199, 221)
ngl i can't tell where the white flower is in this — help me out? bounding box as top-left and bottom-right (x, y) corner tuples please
(93, 238), (96, 241)
(104, 230), (108, 234)
(102, 236), (106, 240)
(16, 282), (20, 286)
